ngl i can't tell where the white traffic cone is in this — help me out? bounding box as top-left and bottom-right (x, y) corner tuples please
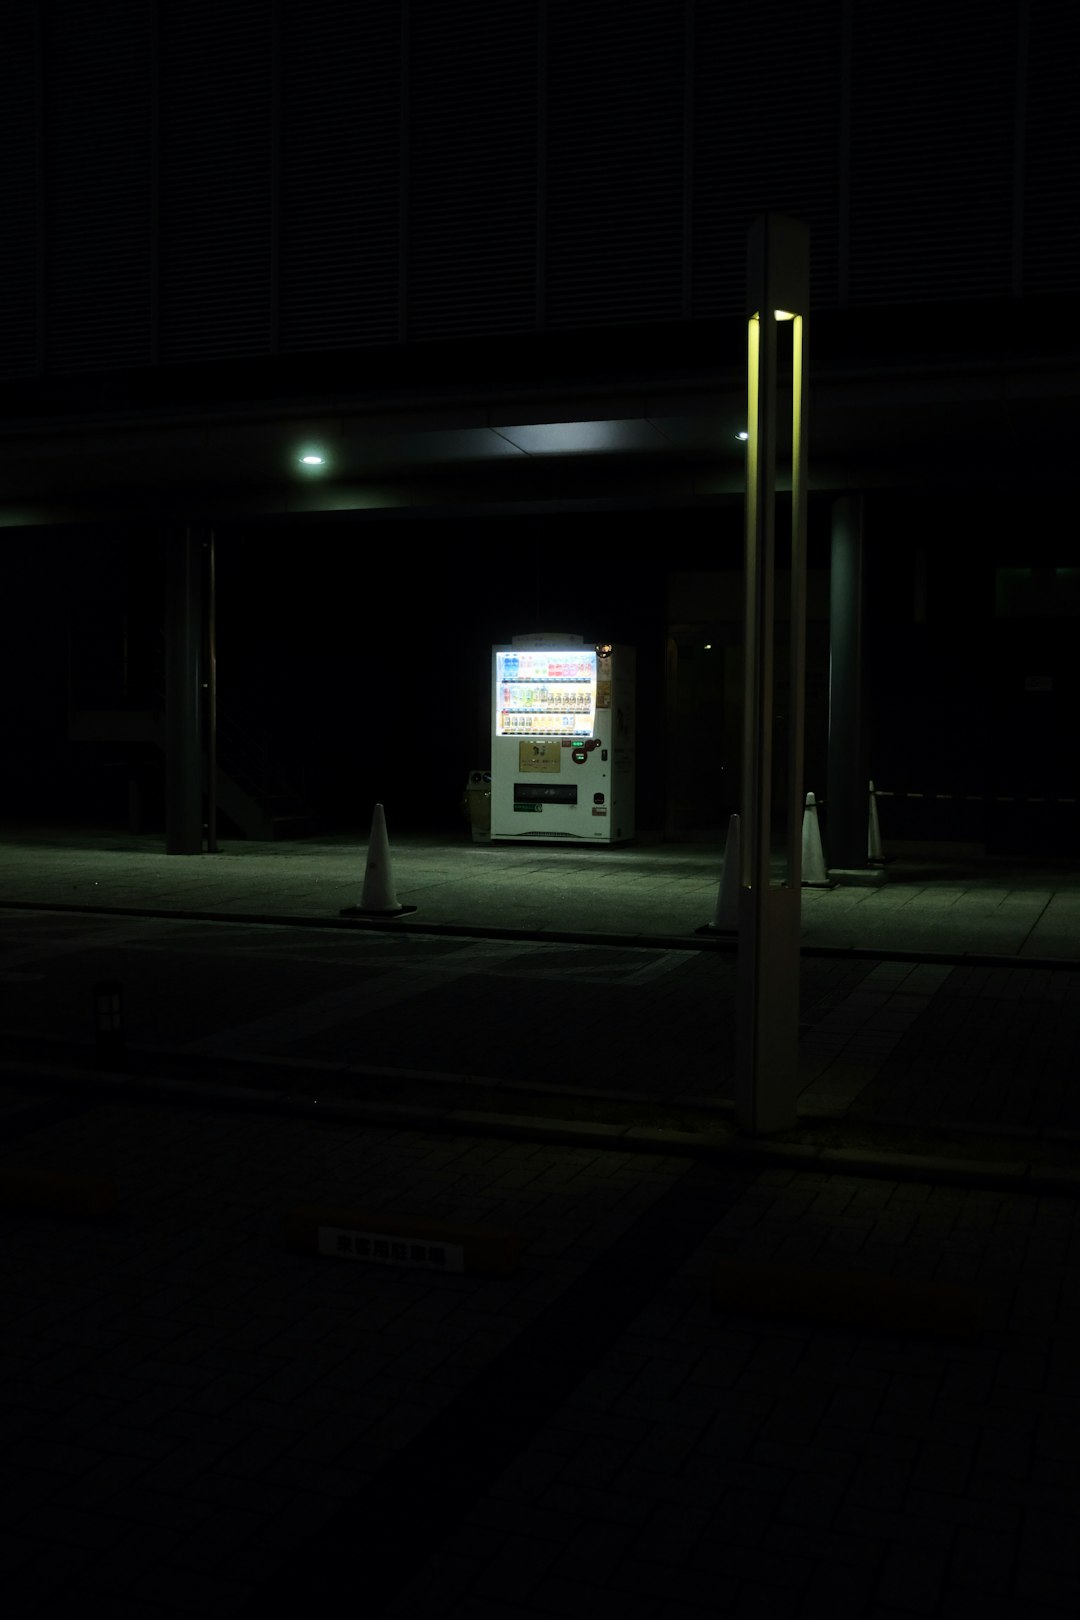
(340, 804), (417, 918)
(801, 791), (831, 887)
(868, 780), (883, 864)
(697, 813), (740, 935)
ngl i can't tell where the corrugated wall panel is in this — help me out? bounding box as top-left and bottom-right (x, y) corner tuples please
(157, 0), (274, 364)
(44, 0), (154, 374)
(692, 0), (842, 318)
(545, 0), (684, 329)
(848, 0), (1013, 306)
(279, 0), (401, 352)
(1023, 7), (1080, 294)
(0, 7), (39, 379)
(408, 0), (537, 340)
(2, 0), (1080, 387)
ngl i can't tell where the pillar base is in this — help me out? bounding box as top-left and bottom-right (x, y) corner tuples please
(827, 867), (887, 887)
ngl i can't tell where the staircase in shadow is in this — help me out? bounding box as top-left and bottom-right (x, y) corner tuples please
(67, 612), (319, 842)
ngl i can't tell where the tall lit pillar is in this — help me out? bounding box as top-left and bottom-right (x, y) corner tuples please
(165, 522), (204, 855)
(827, 494), (868, 869)
(735, 214), (809, 1135)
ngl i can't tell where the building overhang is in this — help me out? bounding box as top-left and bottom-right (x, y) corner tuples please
(1, 304), (1077, 527)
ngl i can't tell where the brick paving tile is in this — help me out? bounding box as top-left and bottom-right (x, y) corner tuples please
(111, 1385), (200, 1429)
(378, 1554), (485, 1620)
(211, 1494), (345, 1586)
(625, 1423), (700, 1477)
(695, 1490), (775, 1552)
(487, 1445), (569, 1504)
(139, 1438), (239, 1491)
(78, 1422), (187, 1461)
(837, 1505), (956, 1550)
(1018, 1510), (1080, 1573)
(944, 1522), (1020, 1591)
(93, 1488), (217, 1535)
(470, 1532), (565, 1605)
(440, 1602), (562, 1620)
(531, 1424), (587, 1457)
(873, 1542), (951, 1613)
(464, 1497), (582, 1541)
(1014, 1565), (1080, 1609)
(47, 1451), (161, 1511)
(697, 1411), (771, 1463)
(936, 1594), (1077, 1620)
(728, 1582), (802, 1619)
(0, 1466), (70, 1522)
(156, 1508), (268, 1576)
(759, 1399), (846, 1451)
(533, 1573), (665, 1619)
(538, 1481), (656, 1527)
(79, 1524), (187, 1597)
(907, 1442), (974, 1497)
(127, 1564), (255, 1617)
(548, 1518), (639, 1583)
(657, 1605), (730, 1620)
(633, 1501), (712, 1565)
(0, 1400), (52, 1448)
(822, 1383), (890, 1433)
(285, 1417), (382, 1465)
(2, 1436), (106, 1477)
(762, 1520), (884, 1572)
(754, 1429), (858, 1478)
(0, 1529), (42, 1576)
(794, 1560), (884, 1620)
(619, 1359), (696, 1408)
(0, 1380), (85, 1419)
(771, 1469), (848, 1529)
(3, 1545), (100, 1618)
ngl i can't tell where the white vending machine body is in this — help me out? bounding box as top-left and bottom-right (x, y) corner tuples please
(490, 635), (635, 843)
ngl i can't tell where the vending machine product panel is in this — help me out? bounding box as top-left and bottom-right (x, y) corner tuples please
(490, 636), (635, 843)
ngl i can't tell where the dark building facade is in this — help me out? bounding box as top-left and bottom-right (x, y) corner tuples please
(2, 1), (1078, 850)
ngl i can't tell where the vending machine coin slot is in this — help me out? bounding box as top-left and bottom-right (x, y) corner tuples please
(514, 783), (578, 806)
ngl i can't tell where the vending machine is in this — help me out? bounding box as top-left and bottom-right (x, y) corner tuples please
(490, 634), (635, 843)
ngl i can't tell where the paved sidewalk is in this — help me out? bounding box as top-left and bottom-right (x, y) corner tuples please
(2, 826), (1080, 1183)
(2, 823), (1079, 960)
(2, 1080), (1079, 1620)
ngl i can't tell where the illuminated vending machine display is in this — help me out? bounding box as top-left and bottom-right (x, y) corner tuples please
(490, 635), (636, 842)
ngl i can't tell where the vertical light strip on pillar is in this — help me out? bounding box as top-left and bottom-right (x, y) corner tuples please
(787, 310), (809, 887)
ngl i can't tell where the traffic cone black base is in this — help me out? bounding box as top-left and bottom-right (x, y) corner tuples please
(339, 903), (418, 918)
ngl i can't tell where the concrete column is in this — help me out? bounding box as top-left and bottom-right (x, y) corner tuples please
(735, 214), (809, 1137)
(826, 494), (868, 869)
(165, 523), (203, 855)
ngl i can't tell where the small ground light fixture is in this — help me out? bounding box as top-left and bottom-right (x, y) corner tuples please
(297, 449), (328, 469)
